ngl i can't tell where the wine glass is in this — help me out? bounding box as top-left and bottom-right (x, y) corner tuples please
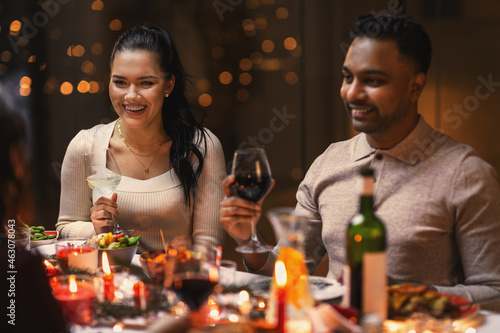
(84, 148), (123, 235)
(171, 247), (218, 314)
(231, 148), (273, 253)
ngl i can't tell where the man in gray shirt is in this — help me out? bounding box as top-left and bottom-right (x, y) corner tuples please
(220, 13), (500, 310)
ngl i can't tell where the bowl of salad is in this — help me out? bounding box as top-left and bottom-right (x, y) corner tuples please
(96, 232), (141, 267)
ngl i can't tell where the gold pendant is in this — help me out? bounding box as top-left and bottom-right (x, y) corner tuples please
(145, 169), (149, 174)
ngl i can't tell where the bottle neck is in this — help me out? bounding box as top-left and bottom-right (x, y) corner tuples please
(359, 176), (375, 213)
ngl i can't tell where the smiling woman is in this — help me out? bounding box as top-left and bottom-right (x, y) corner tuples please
(55, 25), (227, 251)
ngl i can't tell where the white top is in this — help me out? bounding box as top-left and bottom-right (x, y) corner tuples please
(56, 120), (226, 251)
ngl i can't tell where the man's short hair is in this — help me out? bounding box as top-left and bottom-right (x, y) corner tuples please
(350, 14), (432, 74)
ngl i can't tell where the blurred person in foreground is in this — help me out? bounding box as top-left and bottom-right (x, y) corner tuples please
(220, 13), (500, 311)
(56, 25), (226, 251)
(0, 83), (68, 332)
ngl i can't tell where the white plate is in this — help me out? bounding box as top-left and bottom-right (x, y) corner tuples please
(34, 243), (56, 256)
(248, 276), (345, 301)
(30, 231), (58, 248)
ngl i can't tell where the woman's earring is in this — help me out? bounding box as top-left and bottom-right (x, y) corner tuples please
(165, 93), (169, 98)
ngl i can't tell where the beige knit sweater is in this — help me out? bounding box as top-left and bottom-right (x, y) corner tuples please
(56, 120), (226, 251)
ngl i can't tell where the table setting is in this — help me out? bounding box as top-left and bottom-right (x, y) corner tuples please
(29, 210), (500, 333)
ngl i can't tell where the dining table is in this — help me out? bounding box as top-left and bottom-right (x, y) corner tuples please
(34, 244), (500, 333)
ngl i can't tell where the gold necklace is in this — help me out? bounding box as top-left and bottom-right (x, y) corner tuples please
(118, 120), (163, 157)
(117, 119), (163, 148)
(117, 120), (166, 174)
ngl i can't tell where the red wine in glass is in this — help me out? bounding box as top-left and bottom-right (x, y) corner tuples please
(172, 276), (216, 311)
(232, 172), (272, 202)
(231, 148), (273, 253)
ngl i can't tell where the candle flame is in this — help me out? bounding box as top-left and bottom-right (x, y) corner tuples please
(44, 260), (55, 269)
(69, 275), (78, 293)
(209, 266), (219, 283)
(239, 290), (250, 302)
(275, 260), (287, 287)
(102, 251), (111, 275)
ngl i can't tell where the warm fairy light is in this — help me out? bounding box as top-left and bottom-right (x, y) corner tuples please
(91, 0), (104, 11)
(285, 71), (298, 85)
(250, 52), (263, 64)
(219, 71), (233, 85)
(69, 275), (78, 293)
(112, 323), (124, 332)
(81, 60), (96, 74)
(258, 300), (266, 309)
(60, 82), (73, 95)
(239, 73), (252, 85)
(259, 59), (282, 71)
(109, 19), (122, 31)
(77, 80), (90, 93)
(9, 20), (21, 35)
(242, 19), (255, 32)
(354, 234), (362, 242)
(239, 58), (253, 71)
(239, 290), (250, 303)
(275, 260), (287, 287)
(291, 45), (303, 58)
(236, 89), (249, 102)
(1, 51), (12, 62)
(73, 45), (85, 57)
(91, 43), (103, 55)
(28, 55), (36, 62)
(255, 17), (268, 30)
(20, 76), (31, 88)
(102, 251), (111, 275)
(276, 7), (289, 19)
(284, 37), (297, 51)
(44, 260), (55, 269)
(209, 265), (219, 282)
(261, 40), (275, 53)
(229, 314), (239, 322)
(198, 93), (213, 107)
(89, 81), (100, 93)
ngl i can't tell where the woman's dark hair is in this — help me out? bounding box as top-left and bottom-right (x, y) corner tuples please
(110, 25), (206, 206)
(0, 84), (28, 224)
(350, 14), (432, 74)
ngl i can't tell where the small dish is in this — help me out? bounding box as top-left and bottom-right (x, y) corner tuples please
(31, 230), (58, 248)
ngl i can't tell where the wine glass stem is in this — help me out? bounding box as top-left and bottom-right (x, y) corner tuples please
(111, 214), (121, 235)
(250, 219), (259, 244)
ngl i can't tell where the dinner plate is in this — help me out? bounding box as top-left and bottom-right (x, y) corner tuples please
(385, 292), (481, 331)
(34, 243), (56, 256)
(31, 231), (58, 248)
(248, 276), (345, 301)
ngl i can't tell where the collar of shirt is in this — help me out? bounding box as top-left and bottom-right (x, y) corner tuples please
(352, 115), (436, 166)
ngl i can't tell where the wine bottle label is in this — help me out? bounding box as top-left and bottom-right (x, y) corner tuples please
(362, 252), (387, 320)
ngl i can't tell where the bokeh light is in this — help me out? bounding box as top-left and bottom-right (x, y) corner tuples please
(77, 80), (90, 93)
(219, 71), (233, 85)
(9, 20), (21, 35)
(81, 60), (96, 75)
(239, 73), (252, 85)
(242, 19), (256, 37)
(284, 37), (297, 51)
(276, 7), (289, 19)
(20, 76), (32, 88)
(239, 58), (253, 71)
(291, 167), (304, 181)
(109, 19), (122, 31)
(89, 81), (100, 93)
(261, 40), (275, 53)
(1, 51), (11, 62)
(255, 16), (268, 30)
(198, 93), (212, 107)
(91, 0), (104, 10)
(60, 82), (73, 95)
(285, 71), (298, 85)
(0, 64), (7, 75)
(91, 43), (103, 55)
(250, 52), (263, 65)
(28, 55), (36, 63)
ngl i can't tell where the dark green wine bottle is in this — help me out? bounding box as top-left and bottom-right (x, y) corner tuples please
(344, 166), (387, 319)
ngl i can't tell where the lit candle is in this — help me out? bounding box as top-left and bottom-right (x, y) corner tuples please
(133, 281), (146, 310)
(275, 260), (287, 333)
(44, 260), (61, 277)
(238, 290), (252, 321)
(52, 275), (96, 325)
(102, 251), (115, 301)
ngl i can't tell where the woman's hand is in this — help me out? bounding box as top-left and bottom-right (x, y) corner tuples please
(90, 193), (119, 234)
(219, 175), (275, 244)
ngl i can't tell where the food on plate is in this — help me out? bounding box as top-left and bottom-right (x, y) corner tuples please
(96, 232), (141, 249)
(388, 284), (462, 319)
(30, 226), (57, 241)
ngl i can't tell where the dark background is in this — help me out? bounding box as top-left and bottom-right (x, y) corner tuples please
(1, 0), (499, 274)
